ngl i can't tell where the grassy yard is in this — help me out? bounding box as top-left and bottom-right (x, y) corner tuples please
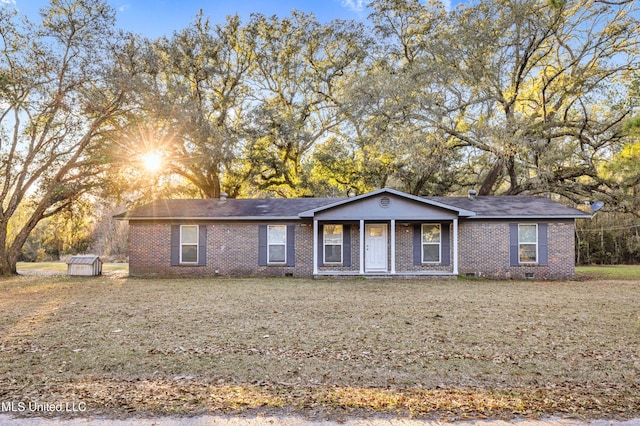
(0, 275), (639, 420)
(16, 261), (129, 273)
(575, 264), (640, 280)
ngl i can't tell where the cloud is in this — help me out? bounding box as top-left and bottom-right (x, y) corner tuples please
(341, 0), (366, 13)
(0, 0), (16, 5)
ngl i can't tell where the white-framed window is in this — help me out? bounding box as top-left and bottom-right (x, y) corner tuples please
(180, 225), (199, 264)
(323, 224), (343, 264)
(421, 223), (441, 263)
(267, 225), (286, 264)
(518, 224), (538, 263)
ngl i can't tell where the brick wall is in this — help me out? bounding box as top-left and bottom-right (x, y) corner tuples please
(318, 224), (361, 273)
(129, 222), (314, 277)
(395, 223), (453, 273)
(129, 222), (172, 276)
(129, 219), (576, 279)
(458, 219), (576, 279)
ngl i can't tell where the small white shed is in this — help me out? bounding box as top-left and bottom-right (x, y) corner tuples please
(66, 255), (103, 276)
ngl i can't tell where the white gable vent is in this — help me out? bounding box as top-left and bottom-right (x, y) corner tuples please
(379, 196), (391, 208)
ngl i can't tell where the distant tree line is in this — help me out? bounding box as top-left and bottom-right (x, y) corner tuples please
(576, 213), (640, 265)
(1, 0), (640, 273)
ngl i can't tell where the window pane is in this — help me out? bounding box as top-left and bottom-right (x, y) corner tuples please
(181, 226), (198, 244)
(268, 244), (286, 263)
(325, 245), (342, 263)
(268, 225), (286, 244)
(519, 225), (537, 243)
(324, 224), (343, 245)
(181, 245), (198, 263)
(520, 244), (537, 262)
(422, 224), (441, 243)
(423, 244), (440, 262)
(369, 226), (383, 237)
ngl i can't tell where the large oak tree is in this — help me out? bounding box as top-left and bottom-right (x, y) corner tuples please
(0, 0), (130, 275)
(364, 0), (640, 201)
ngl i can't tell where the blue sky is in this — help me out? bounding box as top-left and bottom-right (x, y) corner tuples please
(7, 0), (383, 38)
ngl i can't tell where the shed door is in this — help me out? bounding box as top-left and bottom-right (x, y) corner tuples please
(365, 224), (387, 272)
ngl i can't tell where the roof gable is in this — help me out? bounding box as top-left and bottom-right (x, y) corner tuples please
(299, 188), (475, 220)
(298, 188), (475, 219)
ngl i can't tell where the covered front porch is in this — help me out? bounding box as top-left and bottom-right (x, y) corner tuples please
(311, 219), (460, 277)
(298, 189), (474, 277)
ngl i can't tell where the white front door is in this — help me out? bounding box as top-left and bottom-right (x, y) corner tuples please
(365, 224), (388, 272)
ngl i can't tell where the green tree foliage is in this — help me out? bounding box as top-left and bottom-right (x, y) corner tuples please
(20, 199), (95, 262)
(367, 0), (640, 201)
(600, 117), (640, 215)
(107, 14), (253, 200)
(0, 0), (132, 275)
(4, 0), (640, 266)
(108, 0), (639, 203)
(242, 12), (370, 197)
(576, 212), (640, 264)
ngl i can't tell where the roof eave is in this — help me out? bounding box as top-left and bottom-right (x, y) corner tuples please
(468, 214), (591, 220)
(121, 216), (303, 221)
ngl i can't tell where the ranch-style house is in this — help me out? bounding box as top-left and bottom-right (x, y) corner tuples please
(115, 188), (591, 279)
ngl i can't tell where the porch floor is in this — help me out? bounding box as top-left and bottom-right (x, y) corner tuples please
(314, 271), (457, 279)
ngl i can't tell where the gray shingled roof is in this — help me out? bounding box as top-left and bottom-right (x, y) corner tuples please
(426, 196), (591, 218)
(116, 191), (590, 220)
(114, 198), (344, 219)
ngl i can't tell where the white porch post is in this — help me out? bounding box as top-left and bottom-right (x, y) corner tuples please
(359, 219), (365, 274)
(390, 219), (396, 274)
(313, 219), (318, 275)
(452, 218), (459, 275)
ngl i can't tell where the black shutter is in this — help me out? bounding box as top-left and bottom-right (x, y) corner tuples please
(258, 225), (267, 266)
(317, 224), (324, 267)
(286, 224), (296, 267)
(343, 224), (351, 267)
(441, 223), (450, 266)
(170, 225), (180, 266)
(538, 223), (549, 266)
(198, 225), (207, 266)
(509, 223), (519, 266)
(413, 224), (422, 266)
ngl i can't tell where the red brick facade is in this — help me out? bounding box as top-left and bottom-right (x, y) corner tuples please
(129, 219), (576, 279)
(458, 220), (576, 279)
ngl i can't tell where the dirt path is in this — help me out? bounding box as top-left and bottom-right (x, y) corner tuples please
(1, 415), (639, 426)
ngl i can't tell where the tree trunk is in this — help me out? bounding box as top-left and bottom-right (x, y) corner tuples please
(479, 158), (504, 196)
(0, 221), (17, 275)
(202, 173), (221, 198)
(0, 249), (19, 276)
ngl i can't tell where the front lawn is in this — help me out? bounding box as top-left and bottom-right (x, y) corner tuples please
(16, 261), (128, 273)
(0, 275), (638, 420)
(575, 264), (640, 280)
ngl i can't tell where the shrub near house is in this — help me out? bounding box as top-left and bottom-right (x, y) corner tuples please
(115, 189), (590, 279)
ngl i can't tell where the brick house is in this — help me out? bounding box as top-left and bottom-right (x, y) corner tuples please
(115, 188), (591, 279)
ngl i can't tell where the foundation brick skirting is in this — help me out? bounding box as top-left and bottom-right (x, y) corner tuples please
(129, 219), (576, 279)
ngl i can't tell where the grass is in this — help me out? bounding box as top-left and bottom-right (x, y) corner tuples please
(575, 264), (640, 280)
(16, 261), (129, 273)
(0, 275), (639, 421)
